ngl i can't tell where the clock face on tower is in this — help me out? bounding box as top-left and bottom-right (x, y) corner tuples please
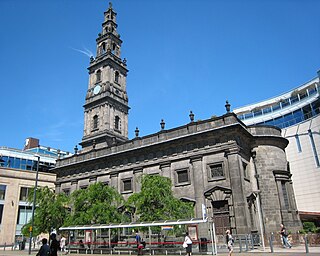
(93, 84), (101, 95)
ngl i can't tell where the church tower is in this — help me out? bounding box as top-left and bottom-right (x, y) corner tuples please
(80, 3), (129, 151)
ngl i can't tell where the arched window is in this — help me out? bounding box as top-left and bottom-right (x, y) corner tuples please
(96, 70), (101, 82)
(93, 115), (99, 130)
(115, 116), (120, 130)
(115, 71), (119, 83)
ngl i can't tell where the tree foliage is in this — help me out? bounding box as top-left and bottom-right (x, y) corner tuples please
(22, 186), (69, 237)
(65, 182), (125, 225)
(127, 175), (194, 222)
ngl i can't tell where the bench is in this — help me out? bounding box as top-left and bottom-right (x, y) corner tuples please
(148, 247), (184, 255)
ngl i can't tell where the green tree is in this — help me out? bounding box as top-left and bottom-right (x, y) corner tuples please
(66, 182), (125, 225)
(22, 186), (69, 237)
(127, 175), (194, 222)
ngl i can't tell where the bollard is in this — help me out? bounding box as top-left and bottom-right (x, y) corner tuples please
(239, 236), (242, 253)
(269, 233), (274, 253)
(250, 234), (254, 250)
(245, 235), (249, 251)
(304, 235), (309, 254)
(4, 242), (6, 251)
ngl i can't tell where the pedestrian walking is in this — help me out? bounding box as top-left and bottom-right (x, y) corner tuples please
(280, 224), (292, 248)
(60, 235), (66, 253)
(226, 229), (234, 256)
(36, 238), (50, 256)
(50, 233), (60, 256)
(184, 232), (192, 256)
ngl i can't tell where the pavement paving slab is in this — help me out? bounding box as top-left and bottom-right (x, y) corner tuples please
(0, 245), (319, 256)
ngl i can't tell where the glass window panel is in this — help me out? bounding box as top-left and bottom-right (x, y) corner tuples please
(302, 105), (312, 120)
(273, 116), (283, 128)
(281, 99), (290, 108)
(244, 112), (253, 119)
(300, 91), (308, 100)
(17, 206), (32, 225)
(8, 157), (14, 168)
(26, 160), (33, 170)
(264, 119), (274, 126)
(308, 87), (317, 95)
(210, 164), (224, 177)
(253, 109), (262, 117)
(312, 98), (320, 115)
(272, 103), (281, 111)
(19, 187), (29, 201)
(177, 170), (189, 183)
(282, 113), (293, 127)
(237, 114), (245, 120)
(281, 182), (290, 209)
(20, 159), (26, 170)
(0, 156), (8, 167)
(290, 95), (299, 104)
(13, 158), (21, 169)
(0, 185), (6, 200)
(262, 107), (272, 114)
(123, 179), (132, 191)
(292, 109), (303, 124)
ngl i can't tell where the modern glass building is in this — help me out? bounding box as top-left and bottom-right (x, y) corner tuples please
(234, 71), (320, 224)
(0, 138), (71, 246)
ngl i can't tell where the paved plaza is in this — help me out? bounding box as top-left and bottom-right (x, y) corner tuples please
(0, 245), (319, 256)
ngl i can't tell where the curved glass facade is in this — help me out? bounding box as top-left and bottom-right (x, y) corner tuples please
(236, 79), (319, 129)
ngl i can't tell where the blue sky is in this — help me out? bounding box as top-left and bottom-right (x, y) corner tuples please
(0, 0), (319, 153)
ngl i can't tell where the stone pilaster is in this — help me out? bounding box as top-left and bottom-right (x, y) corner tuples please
(133, 168), (143, 192)
(226, 149), (249, 234)
(190, 155), (206, 237)
(110, 173), (119, 190)
(70, 180), (78, 193)
(160, 161), (171, 179)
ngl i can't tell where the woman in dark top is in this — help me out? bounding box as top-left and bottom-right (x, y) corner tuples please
(50, 233), (60, 256)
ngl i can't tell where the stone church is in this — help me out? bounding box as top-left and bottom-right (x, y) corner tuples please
(53, 3), (301, 239)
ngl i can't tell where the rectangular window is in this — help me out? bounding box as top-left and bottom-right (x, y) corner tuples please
(176, 169), (189, 184)
(122, 179), (132, 192)
(300, 91), (308, 100)
(295, 135), (302, 153)
(253, 109), (262, 117)
(0, 185), (6, 200)
(290, 95), (299, 104)
(281, 99), (290, 108)
(244, 112), (254, 119)
(262, 106), (272, 114)
(13, 158), (21, 169)
(19, 187), (31, 201)
(308, 86), (317, 95)
(8, 157), (14, 168)
(272, 103), (281, 111)
(26, 160), (33, 170)
(209, 163), (224, 178)
(281, 181), (289, 209)
(242, 162), (249, 179)
(17, 205), (32, 225)
(63, 189), (70, 196)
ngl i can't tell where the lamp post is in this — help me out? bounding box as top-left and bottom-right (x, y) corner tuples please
(28, 154), (40, 255)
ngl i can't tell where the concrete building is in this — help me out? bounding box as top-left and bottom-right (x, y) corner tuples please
(234, 73), (320, 224)
(53, 3), (301, 241)
(0, 138), (71, 245)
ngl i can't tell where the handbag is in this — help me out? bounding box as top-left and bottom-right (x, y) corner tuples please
(183, 242), (188, 248)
